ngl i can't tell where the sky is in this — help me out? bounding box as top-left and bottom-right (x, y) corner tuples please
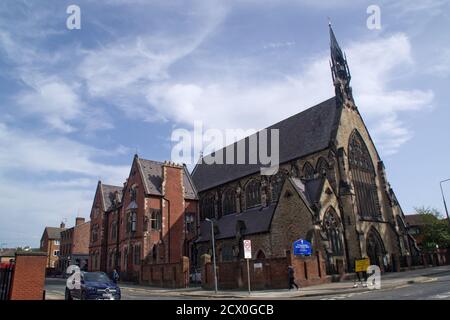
(0, 0), (449, 248)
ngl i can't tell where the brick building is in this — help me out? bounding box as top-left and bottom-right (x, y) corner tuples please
(0, 248), (16, 264)
(89, 155), (198, 281)
(40, 223), (65, 273)
(58, 217), (90, 273)
(191, 24), (420, 280)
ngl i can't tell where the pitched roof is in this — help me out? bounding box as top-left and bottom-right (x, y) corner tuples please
(100, 183), (123, 212)
(192, 97), (339, 192)
(45, 227), (64, 240)
(304, 177), (325, 205)
(136, 157), (198, 200)
(196, 178), (318, 243)
(0, 249), (16, 257)
(196, 204), (277, 242)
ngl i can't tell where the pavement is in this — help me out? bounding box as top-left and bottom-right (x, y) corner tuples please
(45, 265), (450, 300)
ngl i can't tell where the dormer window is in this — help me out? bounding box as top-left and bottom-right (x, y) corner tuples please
(130, 211), (137, 233)
(185, 212), (196, 233)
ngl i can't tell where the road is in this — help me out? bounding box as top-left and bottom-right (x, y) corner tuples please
(45, 266), (450, 300)
(306, 269), (450, 300)
(44, 278), (196, 300)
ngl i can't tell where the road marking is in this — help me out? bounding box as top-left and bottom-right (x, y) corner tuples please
(430, 291), (450, 300)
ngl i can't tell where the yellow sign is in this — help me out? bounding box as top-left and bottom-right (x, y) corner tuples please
(355, 258), (370, 272)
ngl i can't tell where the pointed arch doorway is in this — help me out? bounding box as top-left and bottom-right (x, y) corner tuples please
(366, 228), (385, 268)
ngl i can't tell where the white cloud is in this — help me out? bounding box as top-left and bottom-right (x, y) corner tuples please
(146, 33), (433, 155)
(77, 0), (228, 121)
(0, 175), (94, 247)
(0, 123), (130, 247)
(16, 79), (83, 133)
(427, 48), (450, 77)
(0, 123), (129, 183)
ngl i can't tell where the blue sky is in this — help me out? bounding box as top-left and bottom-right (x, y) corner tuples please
(0, 0), (449, 247)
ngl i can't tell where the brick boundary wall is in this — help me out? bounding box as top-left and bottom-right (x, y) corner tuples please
(140, 256), (189, 288)
(201, 253), (330, 290)
(10, 252), (47, 300)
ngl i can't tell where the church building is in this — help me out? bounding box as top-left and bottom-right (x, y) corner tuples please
(191, 24), (420, 275)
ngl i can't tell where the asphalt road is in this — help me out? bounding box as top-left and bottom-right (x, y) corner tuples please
(45, 267), (450, 300)
(307, 270), (450, 300)
(44, 278), (195, 300)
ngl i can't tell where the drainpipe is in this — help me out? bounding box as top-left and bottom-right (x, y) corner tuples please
(163, 197), (171, 263)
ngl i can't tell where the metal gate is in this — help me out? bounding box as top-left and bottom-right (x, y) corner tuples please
(0, 263), (15, 300)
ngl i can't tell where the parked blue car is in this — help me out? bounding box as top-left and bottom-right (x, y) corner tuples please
(65, 271), (121, 300)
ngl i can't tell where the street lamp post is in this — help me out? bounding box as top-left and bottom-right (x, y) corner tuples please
(205, 218), (218, 294)
(439, 179), (450, 228)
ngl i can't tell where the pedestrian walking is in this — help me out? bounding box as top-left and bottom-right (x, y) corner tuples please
(288, 266), (299, 290)
(383, 254), (390, 272)
(112, 269), (120, 284)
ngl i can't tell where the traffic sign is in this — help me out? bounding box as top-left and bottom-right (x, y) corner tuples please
(243, 240), (252, 259)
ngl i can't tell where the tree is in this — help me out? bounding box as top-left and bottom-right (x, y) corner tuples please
(415, 206), (450, 251)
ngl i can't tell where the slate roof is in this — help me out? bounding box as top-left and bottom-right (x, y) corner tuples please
(192, 97), (339, 192)
(196, 204), (277, 242)
(137, 158), (198, 200)
(304, 178), (325, 205)
(45, 227), (64, 240)
(101, 184), (123, 212)
(0, 249), (16, 257)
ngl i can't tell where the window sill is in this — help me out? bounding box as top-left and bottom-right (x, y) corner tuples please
(359, 218), (387, 223)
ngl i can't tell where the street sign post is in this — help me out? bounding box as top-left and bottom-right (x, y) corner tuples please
(243, 240), (252, 294)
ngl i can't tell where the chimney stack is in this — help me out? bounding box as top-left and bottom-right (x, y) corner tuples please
(75, 217), (85, 226)
(60, 221), (66, 229)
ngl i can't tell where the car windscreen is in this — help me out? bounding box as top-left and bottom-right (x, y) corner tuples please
(83, 272), (111, 282)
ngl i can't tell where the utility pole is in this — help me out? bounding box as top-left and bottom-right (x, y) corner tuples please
(440, 179), (450, 228)
(205, 218), (218, 294)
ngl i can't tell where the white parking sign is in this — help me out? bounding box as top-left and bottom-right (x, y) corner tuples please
(243, 240), (252, 259)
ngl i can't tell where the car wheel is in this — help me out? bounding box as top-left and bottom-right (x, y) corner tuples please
(65, 288), (72, 301)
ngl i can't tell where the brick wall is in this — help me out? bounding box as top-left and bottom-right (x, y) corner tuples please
(73, 221), (90, 255)
(140, 256), (189, 288)
(161, 163), (185, 264)
(10, 252), (47, 300)
(201, 254), (330, 290)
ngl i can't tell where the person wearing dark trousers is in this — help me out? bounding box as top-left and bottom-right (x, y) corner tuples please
(288, 266), (299, 290)
(112, 269), (120, 284)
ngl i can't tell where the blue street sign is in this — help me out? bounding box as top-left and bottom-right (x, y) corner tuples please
(293, 239), (312, 256)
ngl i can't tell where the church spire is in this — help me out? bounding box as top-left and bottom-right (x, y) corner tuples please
(329, 22), (354, 107)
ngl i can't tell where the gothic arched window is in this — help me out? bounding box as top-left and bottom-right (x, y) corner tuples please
(302, 162), (315, 179)
(271, 172), (286, 202)
(316, 157), (329, 177)
(222, 188), (236, 216)
(348, 131), (381, 219)
(245, 179), (261, 209)
(92, 224), (99, 242)
(201, 194), (215, 220)
(323, 208), (343, 256)
(110, 220), (117, 240)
